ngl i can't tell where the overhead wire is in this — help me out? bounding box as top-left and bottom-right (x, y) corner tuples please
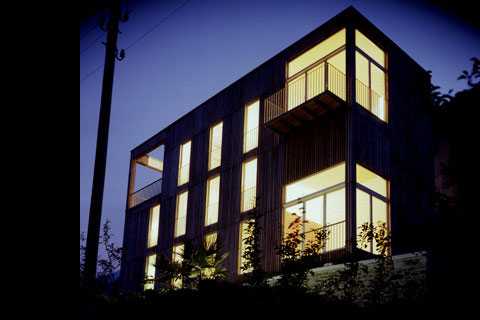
(80, 0), (193, 83)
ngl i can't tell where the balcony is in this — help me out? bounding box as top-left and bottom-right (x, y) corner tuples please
(264, 62), (346, 134)
(128, 178), (162, 208)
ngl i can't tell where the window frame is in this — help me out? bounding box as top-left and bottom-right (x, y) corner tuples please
(178, 140), (191, 186)
(205, 174), (221, 226)
(147, 204), (160, 248)
(241, 157), (258, 212)
(174, 190), (188, 238)
(354, 29), (388, 122)
(355, 164), (390, 255)
(243, 100), (259, 154)
(208, 121), (223, 171)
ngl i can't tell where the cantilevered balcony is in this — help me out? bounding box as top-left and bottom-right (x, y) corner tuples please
(264, 62), (346, 134)
(128, 178), (162, 208)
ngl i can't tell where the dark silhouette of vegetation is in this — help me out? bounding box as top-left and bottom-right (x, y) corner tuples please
(80, 220), (125, 295)
(150, 236), (229, 291)
(428, 56), (479, 314)
(240, 199), (270, 288)
(84, 58), (479, 319)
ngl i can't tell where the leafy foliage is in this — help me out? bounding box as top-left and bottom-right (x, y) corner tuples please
(240, 202), (270, 288)
(152, 236), (229, 291)
(79, 220), (125, 294)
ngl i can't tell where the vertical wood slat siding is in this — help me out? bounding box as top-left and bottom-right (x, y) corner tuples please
(120, 8), (433, 291)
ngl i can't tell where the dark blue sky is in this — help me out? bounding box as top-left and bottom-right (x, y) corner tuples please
(80, 0), (480, 254)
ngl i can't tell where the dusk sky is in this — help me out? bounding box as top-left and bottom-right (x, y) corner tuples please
(80, 0), (479, 256)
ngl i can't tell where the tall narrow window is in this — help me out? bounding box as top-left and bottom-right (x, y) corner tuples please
(355, 30), (387, 122)
(172, 244), (184, 289)
(243, 101), (259, 153)
(208, 122), (223, 170)
(175, 191), (188, 237)
(144, 254), (156, 291)
(241, 158), (257, 212)
(356, 164), (389, 255)
(178, 140), (191, 186)
(147, 204), (160, 248)
(204, 232), (218, 278)
(205, 175), (220, 226)
(239, 220), (253, 274)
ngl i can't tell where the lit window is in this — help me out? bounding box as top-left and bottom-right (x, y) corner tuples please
(205, 176), (220, 226)
(243, 101), (259, 153)
(178, 141), (191, 186)
(208, 122), (223, 170)
(172, 244), (184, 289)
(147, 204), (160, 248)
(355, 30), (387, 122)
(355, 164), (389, 255)
(286, 29), (346, 110)
(241, 158), (257, 212)
(355, 30), (384, 67)
(288, 28), (345, 77)
(204, 232), (217, 278)
(239, 220), (253, 274)
(175, 191), (188, 237)
(283, 163), (346, 253)
(144, 254), (156, 291)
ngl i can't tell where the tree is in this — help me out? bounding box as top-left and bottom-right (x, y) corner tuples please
(80, 220), (125, 295)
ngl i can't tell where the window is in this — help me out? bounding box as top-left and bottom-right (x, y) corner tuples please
(178, 140), (191, 186)
(283, 163), (346, 253)
(239, 220), (253, 274)
(205, 176), (220, 226)
(356, 164), (389, 255)
(204, 232), (218, 278)
(144, 254), (156, 291)
(243, 101), (259, 153)
(147, 204), (160, 248)
(288, 29), (346, 77)
(241, 158), (257, 212)
(355, 30), (387, 121)
(208, 122), (223, 170)
(175, 191), (188, 237)
(172, 244), (184, 289)
(286, 28), (346, 110)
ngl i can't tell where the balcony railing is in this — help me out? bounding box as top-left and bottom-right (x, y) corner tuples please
(243, 127), (259, 153)
(265, 62), (346, 124)
(355, 79), (386, 121)
(241, 186), (257, 212)
(303, 220), (346, 253)
(129, 178), (162, 208)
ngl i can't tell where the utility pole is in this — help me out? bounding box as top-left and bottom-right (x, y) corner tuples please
(84, 1), (125, 319)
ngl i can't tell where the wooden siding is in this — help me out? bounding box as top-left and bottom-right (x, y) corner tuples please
(119, 7), (433, 292)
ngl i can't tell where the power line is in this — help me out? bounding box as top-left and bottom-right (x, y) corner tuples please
(80, 23), (98, 40)
(80, 0), (193, 84)
(80, 32), (106, 55)
(124, 0), (192, 51)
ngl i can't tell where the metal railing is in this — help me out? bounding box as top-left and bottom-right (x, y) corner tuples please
(355, 79), (386, 121)
(241, 186), (257, 212)
(129, 178), (162, 208)
(303, 220), (346, 253)
(243, 127), (259, 153)
(264, 62), (346, 124)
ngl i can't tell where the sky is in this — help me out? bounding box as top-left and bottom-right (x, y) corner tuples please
(80, 0), (480, 258)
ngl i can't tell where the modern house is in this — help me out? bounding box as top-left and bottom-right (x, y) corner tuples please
(119, 6), (434, 292)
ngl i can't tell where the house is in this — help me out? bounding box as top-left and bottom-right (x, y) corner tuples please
(119, 6), (434, 293)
